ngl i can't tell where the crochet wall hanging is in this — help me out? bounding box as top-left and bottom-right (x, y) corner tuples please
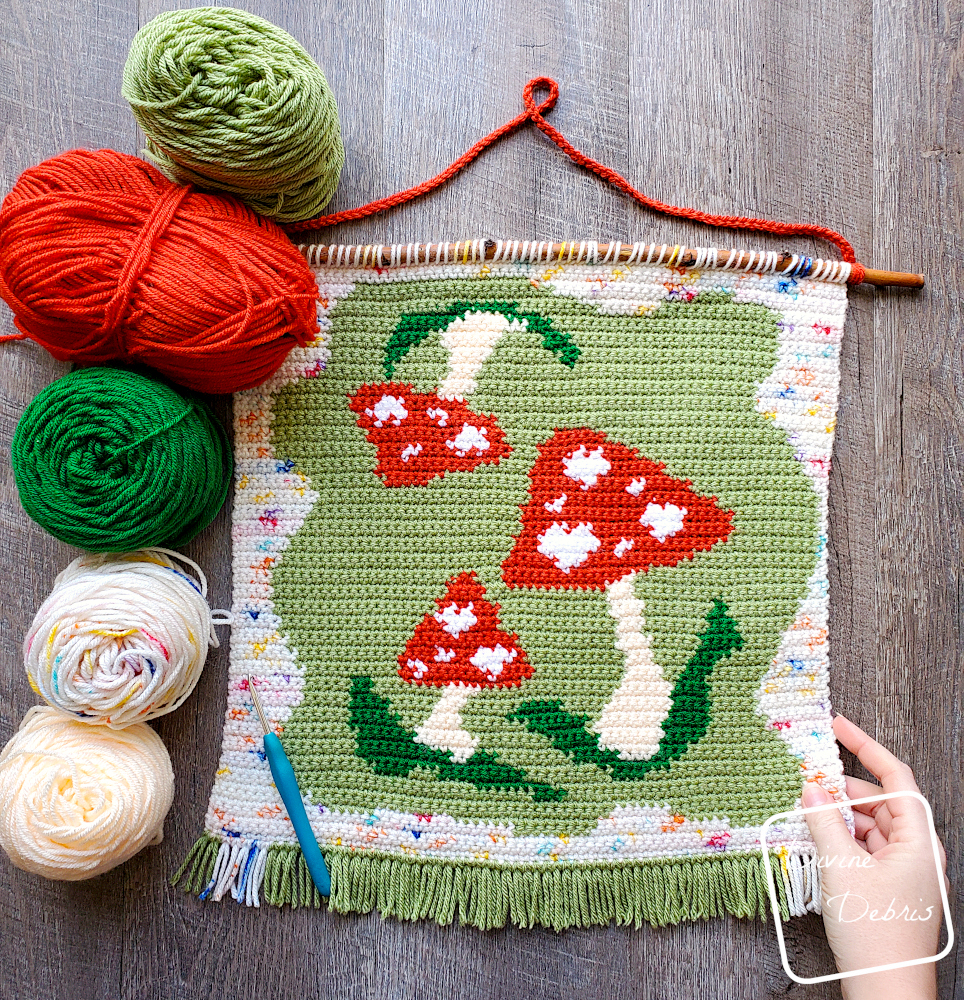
(178, 79), (921, 929)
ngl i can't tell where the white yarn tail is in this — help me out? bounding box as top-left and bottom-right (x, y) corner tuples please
(592, 573), (673, 760)
(413, 683), (479, 763)
(783, 851), (823, 917)
(203, 839), (269, 906)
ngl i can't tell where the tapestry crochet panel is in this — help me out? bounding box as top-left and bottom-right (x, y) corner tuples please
(186, 249), (849, 929)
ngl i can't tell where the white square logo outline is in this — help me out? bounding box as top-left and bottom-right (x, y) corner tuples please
(759, 790), (954, 985)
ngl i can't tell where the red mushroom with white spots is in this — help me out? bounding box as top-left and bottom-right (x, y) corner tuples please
(349, 383), (510, 487)
(502, 428), (734, 760)
(398, 572), (532, 762)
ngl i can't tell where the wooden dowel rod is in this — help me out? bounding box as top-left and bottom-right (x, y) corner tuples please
(299, 241), (924, 288)
(859, 267), (925, 288)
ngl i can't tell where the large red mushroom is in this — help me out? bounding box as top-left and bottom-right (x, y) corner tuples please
(502, 428), (734, 760)
(398, 572), (532, 762)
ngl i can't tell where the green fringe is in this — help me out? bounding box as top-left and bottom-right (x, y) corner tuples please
(174, 834), (793, 930)
(171, 833), (221, 895)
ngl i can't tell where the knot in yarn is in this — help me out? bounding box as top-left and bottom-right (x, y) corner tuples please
(0, 707), (174, 880)
(25, 549), (226, 727)
(122, 7), (344, 223)
(12, 367), (232, 551)
(0, 148), (320, 393)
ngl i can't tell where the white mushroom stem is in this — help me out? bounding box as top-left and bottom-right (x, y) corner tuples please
(592, 572), (673, 760)
(438, 311), (524, 400)
(413, 683), (480, 763)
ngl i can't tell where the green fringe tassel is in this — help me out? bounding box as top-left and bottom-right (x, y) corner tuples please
(174, 834), (792, 931)
(171, 833), (221, 895)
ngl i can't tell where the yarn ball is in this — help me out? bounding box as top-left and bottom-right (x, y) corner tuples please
(25, 549), (227, 728)
(0, 707), (174, 880)
(12, 367), (232, 552)
(122, 7), (344, 223)
(0, 147), (319, 393)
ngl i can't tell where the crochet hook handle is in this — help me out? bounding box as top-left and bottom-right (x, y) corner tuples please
(263, 731), (332, 897)
(248, 676), (330, 897)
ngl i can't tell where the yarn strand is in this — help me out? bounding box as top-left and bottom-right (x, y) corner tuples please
(285, 77), (865, 284)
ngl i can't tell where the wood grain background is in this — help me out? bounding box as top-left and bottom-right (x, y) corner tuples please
(0, 0), (960, 997)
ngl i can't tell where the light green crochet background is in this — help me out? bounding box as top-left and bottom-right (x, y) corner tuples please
(272, 277), (817, 838)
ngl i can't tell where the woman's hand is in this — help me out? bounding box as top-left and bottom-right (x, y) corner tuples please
(802, 715), (948, 1000)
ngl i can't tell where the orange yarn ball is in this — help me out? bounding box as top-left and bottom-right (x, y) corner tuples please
(0, 148), (319, 393)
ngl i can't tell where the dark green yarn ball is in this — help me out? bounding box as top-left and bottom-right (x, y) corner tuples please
(12, 368), (232, 552)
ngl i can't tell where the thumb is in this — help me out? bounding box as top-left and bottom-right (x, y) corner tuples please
(801, 782), (858, 857)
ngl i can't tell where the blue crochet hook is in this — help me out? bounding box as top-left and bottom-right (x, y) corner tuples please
(248, 677), (331, 897)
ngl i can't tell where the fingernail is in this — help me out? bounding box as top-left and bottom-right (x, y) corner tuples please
(802, 782), (831, 807)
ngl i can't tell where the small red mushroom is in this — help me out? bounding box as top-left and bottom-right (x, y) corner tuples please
(348, 382), (510, 487)
(398, 572), (531, 762)
(501, 428), (734, 759)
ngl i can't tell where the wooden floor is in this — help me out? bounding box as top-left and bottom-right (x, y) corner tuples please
(1, 0), (961, 997)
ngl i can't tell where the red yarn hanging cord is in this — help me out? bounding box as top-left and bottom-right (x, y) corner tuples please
(286, 77), (865, 284)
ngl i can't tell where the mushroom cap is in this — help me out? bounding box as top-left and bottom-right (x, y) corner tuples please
(348, 382), (510, 487)
(398, 572), (532, 688)
(502, 428), (733, 589)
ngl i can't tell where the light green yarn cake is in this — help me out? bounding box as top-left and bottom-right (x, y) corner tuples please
(123, 7), (344, 223)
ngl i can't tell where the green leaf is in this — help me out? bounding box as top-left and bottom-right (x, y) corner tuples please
(348, 676), (566, 801)
(508, 599), (743, 779)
